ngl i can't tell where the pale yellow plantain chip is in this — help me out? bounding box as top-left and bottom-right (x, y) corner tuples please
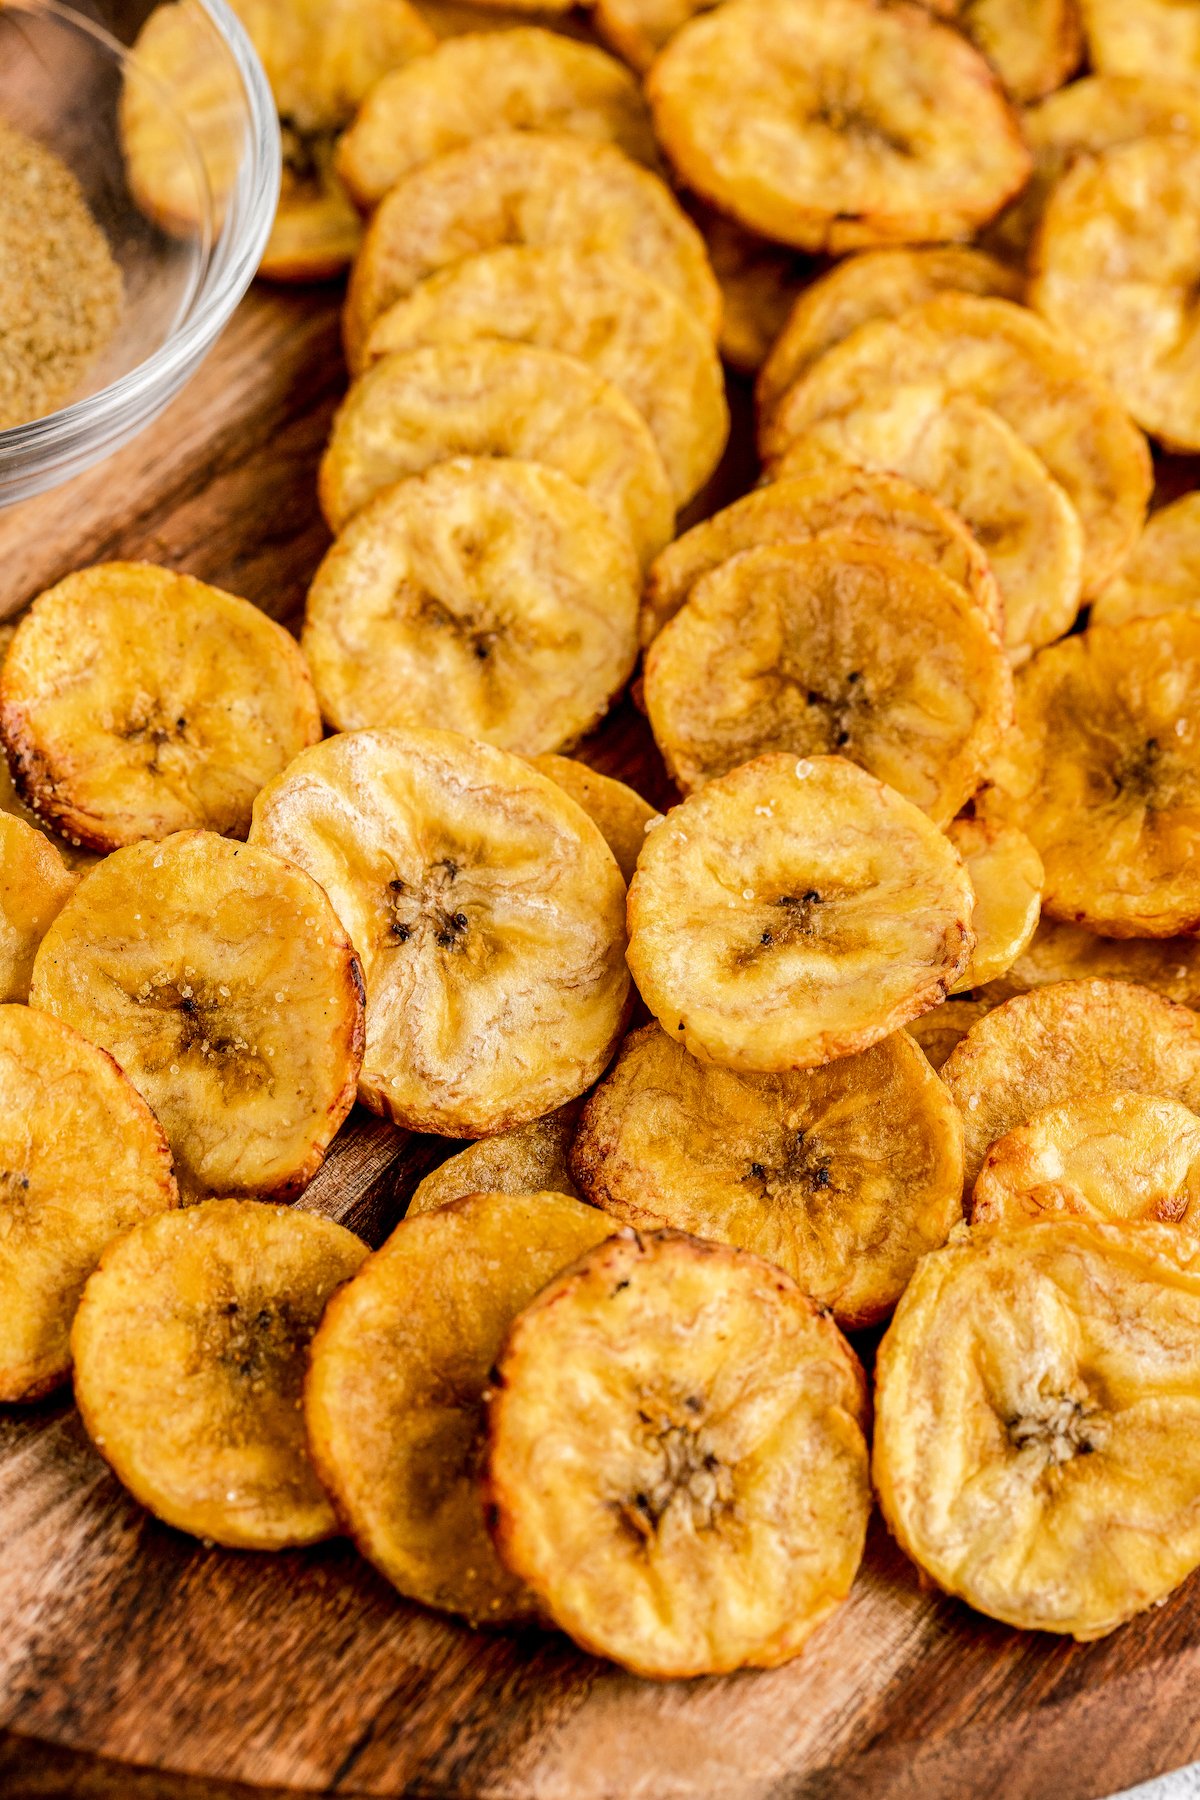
(935, 0), (1083, 103)
(0, 815), (76, 1003)
(763, 294), (1152, 601)
(1092, 495), (1200, 630)
(0, 563), (321, 852)
(528, 756), (655, 885)
(947, 816), (1043, 994)
(73, 1200), (367, 1549)
(249, 729), (630, 1136)
(486, 1228), (871, 1678)
(1081, 0), (1200, 85)
(318, 342), (673, 569)
(408, 1105), (582, 1215)
(941, 977), (1200, 1190)
(571, 1024), (963, 1328)
(0, 1004), (178, 1402)
(121, 2), (244, 237)
(592, 0), (710, 74)
(336, 29), (659, 210)
(302, 459), (639, 752)
(971, 1093), (1200, 1230)
(361, 248), (728, 507)
(988, 614), (1200, 937)
(627, 753), (974, 1073)
(646, 0), (1030, 253)
(689, 204), (814, 375)
(343, 132), (720, 374)
(29, 831), (364, 1201)
(306, 1190), (610, 1622)
(906, 997), (997, 1072)
(989, 917), (1200, 1011)
(874, 1219), (1200, 1638)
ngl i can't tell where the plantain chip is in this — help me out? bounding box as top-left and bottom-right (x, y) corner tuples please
(0, 1004), (177, 1402)
(0, 815), (76, 1004)
(0, 563), (321, 852)
(1092, 495), (1200, 630)
(874, 1219), (1200, 1638)
(1081, 0), (1200, 86)
(688, 204), (814, 375)
(343, 132), (720, 373)
(73, 1199), (366, 1548)
(528, 756), (655, 885)
(120, 1), (244, 237)
(971, 1093), (1200, 1230)
(249, 728), (630, 1136)
(627, 752), (974, 1073)
(408, 1105), (582, 1215)
(936, 0), (1083, 103)
(29, 831), (364, 1200)
(318, 342), (673, 569)
(907, 996), (997, 1073)
(592, 0), (710, 73)
(486, 1228), (871, 1677)
(991, 917), (1200, 1011)
(941, 977), (1200, 1190)
(302, 459), (639, 752)
(947, 816), (1043, 993)
(360, 248), (728, 508)
(306, 1190), (611, 1622)
(571, 1024), (962, 1327)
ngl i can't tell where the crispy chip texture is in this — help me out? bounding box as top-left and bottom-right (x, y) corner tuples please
(306, 1190), (610, 1622)
(940, 0), (1082, 103)
(1081, 0), (1200, 85)
(690, 205), (813, 374)
(319, 342), (673, 569)
(343, 133), (720, 373)
(0, 1005), (177, 1402)
(529, 756), (655, 885)
(1092, 495), (1200, 629)
(73, 1200), (366, 1548)
(486, 1229), (870, 1677)
(948, 817), (1043, 993)
(0, 816), (75, 1003)
(0, 563), (321, 852)
(646, 0), (1029, 252)
(408, 1105), (583, 1214)
(627, 753), (974, 1072)
(941, 978), (1200, 1190)
(30, 831), (364, 1200)
(875, 1219), (1200, 1637)
(249, 729), (630, 1135)
(990, 917), (1200, 1010)
(907, 997), (996, 1073)
(302, 460), (638, 752)
(571, 1024), (962, 1327)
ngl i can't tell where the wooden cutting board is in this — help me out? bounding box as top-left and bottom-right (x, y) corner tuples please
(3, 283), (1200, 1800)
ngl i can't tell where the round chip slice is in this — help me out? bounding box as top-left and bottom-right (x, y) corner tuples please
(528, 756), (655, 885)
(937, 0), (1083, 104)
(73, 1200), (367, 1549)
(571, 1024), (962, 1327)
(0, 1005), (177, 1402)
(907, 997), (996, 1073)
(361, 248), (728, 507)
(249, 729), (630, 1136)
(318, 342), (673, 568)
(874, 1219), (1200, 1638)
(941, 977), (1200, 1190)
(408, 1104), (582, 1215)
(0, 563), (321, 852)
(689, 204), (814, 375)
(0, 815), (76, 1004)
(486, 1229), (871, 1677)
(644, 537), (1011, 821)
(29, 831), (364, 1200)
(1092, 495), (1200, 630)
(302, 460), (639, 752)
(1081, 0), (1200, 85)
(991, 918), (1200, 1011)
(645, 0), (1030, 252)
(627, 753), (974, 1072)
(947, 817), (1043, 993)
(343, 132), (721, 374)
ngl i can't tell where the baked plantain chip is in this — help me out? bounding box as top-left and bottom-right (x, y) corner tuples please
(528, 756), (655, 885)
(627, 752), (974, 1072)
(302, 459), (639, 752)
(941, 977), (1200, 1190)
(571, 1024), (962, 1327)
(643, 536), (1011, 822)
(0, 816), (76, 1003)
(486, 1228), (871, 1677)
(1092, 494), (1200, 630)
(249, 729), (630, 1136)
(874, 1219), (1200, 1638)
(937, 0), (1083, 103)
(73, 1199), (366, 1548)
(688, 204), (814, 375)
(343, 132), (720, 373)
(306, 1190), (611, 1622)
(990, 917), (1200, 1010)
(0, 1004), (177, 1402)
(0, 563), (321, 852)
(907, 997), (997, 1073)
(361, 248), (728, 508)
(29, 831), (364, 1200)
(408, 1105), (582, 1215)
(318, 342), (673, 568)
(1081, 0), (1200, 85)
(971, 1093), (1200, 1230)
(947, 816), (1043, 993)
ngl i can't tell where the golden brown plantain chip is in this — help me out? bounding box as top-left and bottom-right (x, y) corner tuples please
(249, 729), (629, 1136)
(906, 997), (997, 1072)
(73, 1199), (366, 1548)
(989, 917), (1200, 1011)
(408, 1105), (583, 1215)
(120, 2), (244, 237)
(30, 831), (364, 1200)
(688, 204), (814, 375)
(627, 753), (974, 1072)
(874, 1219), (1200, 1637)
(306, 1190), (611, 1622)
(0, 816), (76, 1003)
(486, 1228), (871, 1677)
(592, 0), (710, 73)
(643, 536), (1011, 821)
(528, 756), (655, 885)
(937, 0), (1083, 103)
(1092, 494), (1200, 630)
(1081, 0), (1200, 85)
(0, 563), (321, 852)
(571, 1024), (962, 1327)
(947, 816), (1043, 993)
(0, 1004), (177, 1402)
(302, 459), (639, 752)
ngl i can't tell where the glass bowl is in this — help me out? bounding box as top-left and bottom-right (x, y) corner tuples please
(0, 0), (280, 506)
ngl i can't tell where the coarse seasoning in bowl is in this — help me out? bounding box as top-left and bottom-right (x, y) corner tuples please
(0, 0), (279, 506)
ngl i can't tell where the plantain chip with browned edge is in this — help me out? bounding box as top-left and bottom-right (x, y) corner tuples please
(988, 917), (1200, 1011)
(528, 756), (655, 886)
(1092, 494), (1200, 630)
(934, 0), (1083, 103)
(1081, 0), (1200, 86)
(947, 816), (1042, 993)
(0, 815), (76, 1003)
(408, 1105), (583, 1215)
(907, 997), (998, 1073)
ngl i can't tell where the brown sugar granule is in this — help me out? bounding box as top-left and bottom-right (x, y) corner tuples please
(0, 119), (123, 431)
